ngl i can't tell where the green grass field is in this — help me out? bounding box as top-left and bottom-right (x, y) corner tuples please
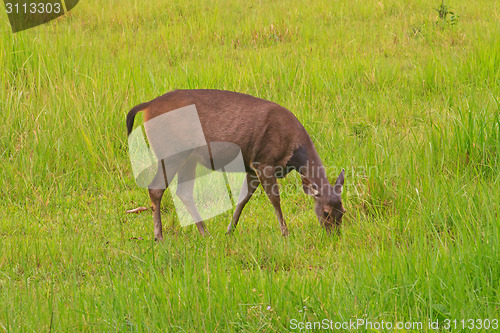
(0, 0), (499, 331)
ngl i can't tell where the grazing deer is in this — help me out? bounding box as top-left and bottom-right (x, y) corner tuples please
(127, 90), (345, 241)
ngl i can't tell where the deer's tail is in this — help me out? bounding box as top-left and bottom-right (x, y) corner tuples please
(126, 102), (151, 135)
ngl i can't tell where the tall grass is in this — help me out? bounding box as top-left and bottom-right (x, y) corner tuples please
(0, 0), (499, 331)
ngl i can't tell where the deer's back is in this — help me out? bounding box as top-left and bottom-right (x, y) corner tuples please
(143, 89), (310, 169)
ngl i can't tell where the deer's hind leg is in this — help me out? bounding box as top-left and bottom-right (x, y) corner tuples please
(148, 160), (170, 242)
(175, 157), (207, 236)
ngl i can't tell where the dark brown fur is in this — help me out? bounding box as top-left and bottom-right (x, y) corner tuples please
(127, 89), (345, 241)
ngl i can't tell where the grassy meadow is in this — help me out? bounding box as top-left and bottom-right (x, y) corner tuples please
(0, 0), (499, 331)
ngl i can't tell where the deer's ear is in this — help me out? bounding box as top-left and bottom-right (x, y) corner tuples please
(302, 176), (320, 198)
(334, 169), (345, 195)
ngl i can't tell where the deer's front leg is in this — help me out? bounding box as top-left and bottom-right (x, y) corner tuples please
(226, 172), (260, 234)
(255, 165), (289, 237)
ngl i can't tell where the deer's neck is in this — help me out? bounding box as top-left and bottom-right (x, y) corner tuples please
(290, 139), (330, 187)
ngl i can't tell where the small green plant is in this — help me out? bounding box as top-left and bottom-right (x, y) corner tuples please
(435, 1), (459, 25)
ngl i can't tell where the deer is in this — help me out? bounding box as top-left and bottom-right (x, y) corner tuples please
(126, 89), (345, 241)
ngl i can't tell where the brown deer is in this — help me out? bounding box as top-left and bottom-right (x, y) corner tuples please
(127, 89), (345, 241)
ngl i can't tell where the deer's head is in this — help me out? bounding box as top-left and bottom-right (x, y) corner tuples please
(303, 169), (345, 233)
